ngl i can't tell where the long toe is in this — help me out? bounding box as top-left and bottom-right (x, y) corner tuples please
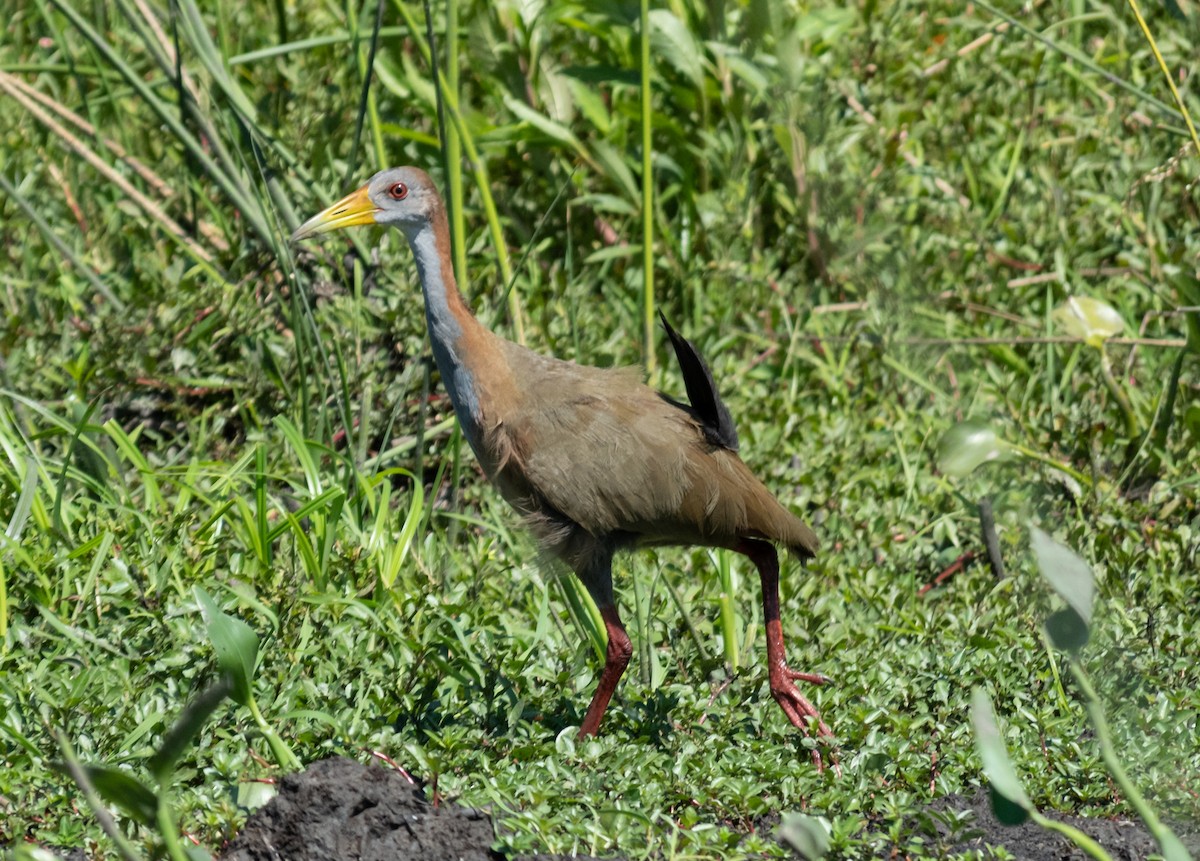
(770, 679), (832, 738)
(786, 668), (833, 686)
(769, 671), (841, 776)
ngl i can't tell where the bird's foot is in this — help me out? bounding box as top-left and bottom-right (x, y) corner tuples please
(769, 665), (841, 776)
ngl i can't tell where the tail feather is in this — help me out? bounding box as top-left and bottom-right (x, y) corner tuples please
(659, 313), (739, 451)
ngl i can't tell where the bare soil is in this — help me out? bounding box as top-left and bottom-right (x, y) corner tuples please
(217, 756), (616, 861)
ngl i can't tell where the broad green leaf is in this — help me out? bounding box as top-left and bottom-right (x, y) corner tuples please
(84, 764), (158, 827)
(971, 688), (1032, 823)
(1029, 527), (1095, 628)
(196, 587), (259, 706)
(1045, 607), (1090, 652)
(1053, 296), (1124, 347)
(778, 812), (832, 860)
(937, 420), (1004, 477)
(555, 726), (577, 756)
(989, 784), (1031, 827)
(236, 779), (276, 811)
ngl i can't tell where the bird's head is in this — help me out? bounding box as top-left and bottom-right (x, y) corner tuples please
(291, 167), (441, 241)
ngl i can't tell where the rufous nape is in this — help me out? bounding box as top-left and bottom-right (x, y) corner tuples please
(293, 167), (837, 771)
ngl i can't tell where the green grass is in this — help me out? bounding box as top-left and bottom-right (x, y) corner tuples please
(2, 0), (1199, 858)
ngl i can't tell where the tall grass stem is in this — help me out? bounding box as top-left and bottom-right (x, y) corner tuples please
(639, 0), (655, 373)
(444, 0), (468, 287)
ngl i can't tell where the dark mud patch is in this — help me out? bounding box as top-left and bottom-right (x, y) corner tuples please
(219, 757), (620, 861)
(905, 790), (1200, 860)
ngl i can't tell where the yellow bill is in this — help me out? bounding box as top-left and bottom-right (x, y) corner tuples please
(291, 184), (378, 241)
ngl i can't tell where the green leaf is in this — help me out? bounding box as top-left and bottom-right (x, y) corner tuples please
(971, 688), (1033, 820)
(503, 96), (590, 161)
(147, 678), (233, 782)
(195, 587), (259, 706)
(778, 812), (832, 859)
(554, 726), (576, 756)
(1029, 527), (1096, 628)
(649, 9), (704, 88)
(1053, 296), (1124, 347)
(83, 764), (158, 827)
(564, 77), (611, 135)
(1045, 607), (1090, 652)
(380, 478), (424, 589)
(236, 779), (277, 811)
(989, 783), (1031, 826)
(937, 420), (1004, 477)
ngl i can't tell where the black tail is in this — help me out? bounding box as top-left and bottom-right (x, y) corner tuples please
(659, 312), (739, 452)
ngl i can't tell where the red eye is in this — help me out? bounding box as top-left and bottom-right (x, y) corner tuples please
(388, 182), (408, 200)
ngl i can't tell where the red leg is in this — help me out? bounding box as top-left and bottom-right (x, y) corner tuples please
(738, 539), (839, 774)
(578, 605), (632, 738)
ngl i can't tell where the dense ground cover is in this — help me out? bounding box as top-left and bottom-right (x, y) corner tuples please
(2, 0), (1198, 857)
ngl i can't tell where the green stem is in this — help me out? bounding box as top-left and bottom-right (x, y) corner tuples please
(156, 794), (190, 861)
(1038, 627), (1071, 713)
(662, 565), (711, 663)
(716, 552), (739, 672)
(1098, 346), (1140, 438)
(347, 0), (388, 172)
(640, 0), (655, 373)
(631, 560), (651, 684)
(445, 0), (467, 287)
(1004, 441), (1093, 488)
(246, 695), (301, 771)
(1030, 810), (1114, 861)
(1069, 660), (1188, 859)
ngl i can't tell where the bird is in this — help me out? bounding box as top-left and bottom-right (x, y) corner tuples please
(292, 167), (835, 769)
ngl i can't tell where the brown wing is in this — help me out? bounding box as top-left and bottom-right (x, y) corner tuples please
(495, 350), (817, 559)
(504, 366), (693, 536)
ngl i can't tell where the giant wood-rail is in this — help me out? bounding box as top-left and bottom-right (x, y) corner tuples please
(293, 167), (834, 767)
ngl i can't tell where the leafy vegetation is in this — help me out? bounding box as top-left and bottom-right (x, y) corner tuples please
(2, 0), (1198, 858)
(972, 528), (1192, 861)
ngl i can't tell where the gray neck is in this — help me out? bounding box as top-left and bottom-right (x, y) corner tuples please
(403, 222), (483, 446)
